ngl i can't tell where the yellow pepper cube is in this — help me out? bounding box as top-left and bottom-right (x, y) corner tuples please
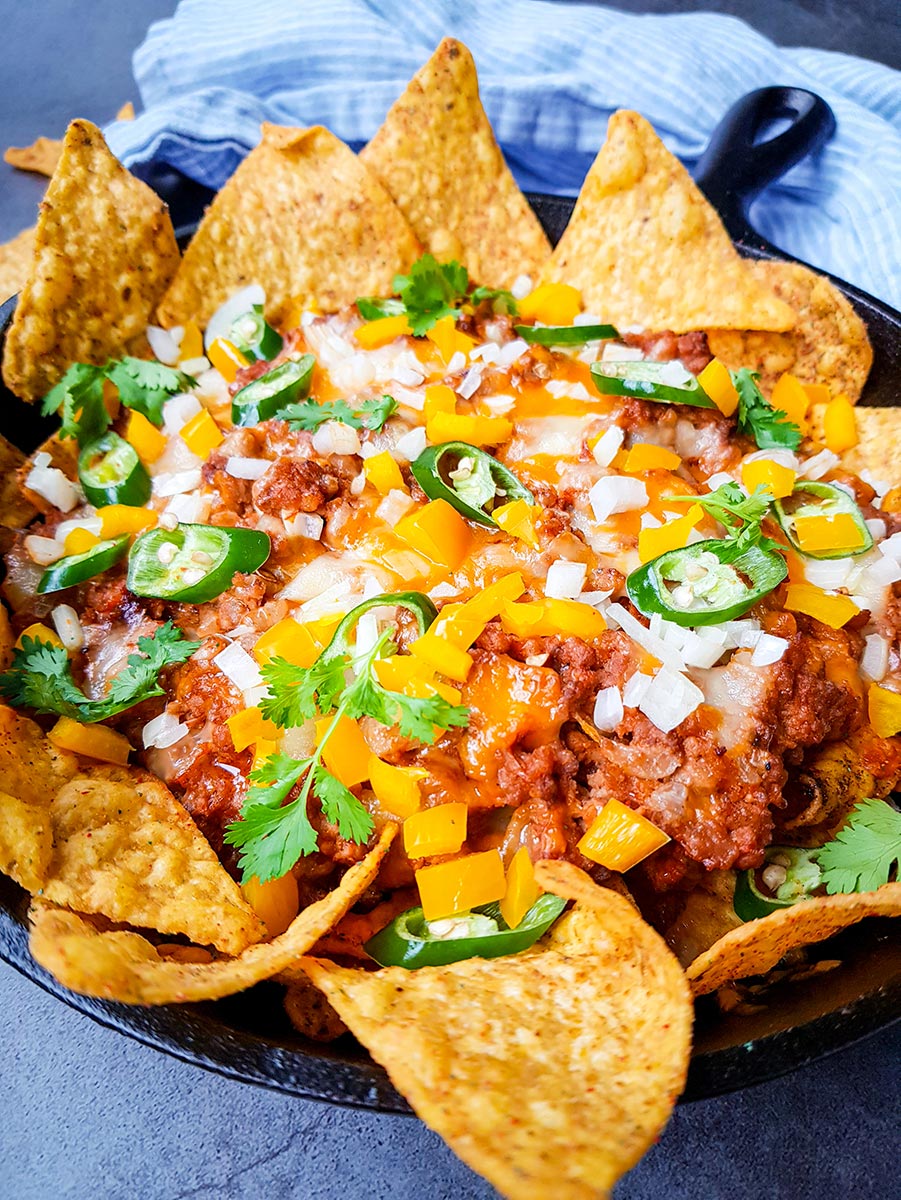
(125, 410), (167, 463)
(541, 598), (607, 639)
(823, 394), (858, 453)
(180, 408), (223, 459)
(697, 358), (739, 417)
(803, 383), (831, 406)
(416, 849), (507, 921)
(577, 798), (670, 871)
(409, 630), (474, 683)
(423, 383), (457, 423)
(251, 739), (279, 773)
(254, 618), (320, 667)
(638, 505), (703, 563)
(242, 872), (299, 938)
(403, 802), (468, 858)
(354, 315), (411, 349)
(517, 283), (582, 326)
(15, 622), (62, 650)
(868, 684), (901, 738)
(882, 486), (901, 514)
(500, 846), (542, 929)
(770, 372), (810, 430)
(430, 602), (486, 651)
(493, 499), (540, 548)
(226, 706), (281, 753)
(363, 451), (406, 495)
(48, 716), (132, 766)
(395, 499), (472, 570)
(315, 715), (371, 787)
(97, 504), (158, 538)
(425, 316), (458, 364)
(784, 582), (860, 629)
(741, 458), (797, 500)
(622, 443), (682, 474)
(63, 528), (101, 556)
(178, 320), (204, 364)
(369, 754), (425, 820)
(207, 337), (249, 384)
(500, 600), (546, 638)
(457, 572), (526, 622)
(793, 513), (867, 555)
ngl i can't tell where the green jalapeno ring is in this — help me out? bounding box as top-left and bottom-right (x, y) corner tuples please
(227, 304), (284, 362)
(38, 535), (131, 594)
(733, 846), (823, 921)
(127, 524), (271, 604)
(591, 360), (717, 408)
(322, 592), (438, 663)
(410, 441), (534, 526)
(774, 481), (874, 559)
(514, 323), (619, 346)
(78, 432), (151, 508)
(231, 355), (316, 427)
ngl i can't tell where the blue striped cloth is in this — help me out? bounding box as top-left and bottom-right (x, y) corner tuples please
(106, 0), (901, 310)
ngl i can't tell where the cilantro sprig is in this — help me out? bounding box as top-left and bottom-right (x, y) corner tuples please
(275, 394), (397, 433)
(664, 480), (782, 553)
(0, 620), (199, 723)
(732, 368), (802, 452)
(42, 357), (196, 447)
(814, 798), (901, 895)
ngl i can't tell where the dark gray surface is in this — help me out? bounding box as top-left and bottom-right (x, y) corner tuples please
(1, 3), (899, 1198)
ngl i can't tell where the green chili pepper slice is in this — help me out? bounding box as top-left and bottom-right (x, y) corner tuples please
(38, 535), (130, 594)
(590, 360), (716, 408)
(514, 323), (619, 346)
(231, 355), (315, 427)
(627, 537), (788, 627)
(364, 893), (567, 970)
(322, 592), (438, 662)
(733, 846), (823, 921)
(127, 524), (271, 604)
(78, 432), (151, 508)
(410, 441), (534, 526)
(227, 304), (284, 362)
(774, 481), (873, 559)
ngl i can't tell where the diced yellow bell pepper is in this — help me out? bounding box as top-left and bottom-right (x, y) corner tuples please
(517, 283), (581, 326)
(577, 798), (670, 871)
(242, 872), (299, 937)
(15, 622), (62, 650)
(794, 512), (867, 555)
(373, 656), (462, 704)
(97, 504), (158, 538)
(125, 409), (167, 463)
(363, 450), (406, 495)
(697, 358), (739, 416)
(416, 849), (507, 921)
(770, 372), (810, 430)
(423, 383), (457, 423)
(64, 528), (101, 556)
(207, 337), (249, 383)
(868, 684), (901, 738)
(426, 411), (513, 447)
(456, 572), (526, 623)
(500, 598), (605, 640)
(784, 582), (860, 629)
(303, 613), (345, 647)
(741, 458), (797, 500)
(180, 408), (223, 458)
(252, 739), (279, 772)
(803, 383), (831, 406)
(354, 315), (411, 349)
(226, 706), (281, 753)
(178, 320), (204, 364)
(500, 846), (542, 929)
(403, 802), (467, 858)
(48, 716), (132, 765)
(638, 504), (703, 563)
(368, 754), (425, 820)
(492, 499), (540, 548)
(622, 443), (682, 474)
(823, 394), (858, 453)
(409, 630), (474, 683)
(882, 486), (901, 514)
(253, 618), (320, 667)
(395, 499), (472, 569)
(315, 715), (372, 787)
(424, 316), (476, 364)
(429, 602), (485, 651)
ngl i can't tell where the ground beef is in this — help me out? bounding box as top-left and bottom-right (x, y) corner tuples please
(622, 329), (712, 375)
(251, 456), (341, 516)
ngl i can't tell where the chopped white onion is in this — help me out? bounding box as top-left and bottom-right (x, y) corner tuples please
(446, 350), (467, 374)
(639, 667), (704, 733)
(482, 394), (516, 415)
(860, 469), (892, 500)
(51, 604), (84, 651)
(600, 343), (644, 363)
(142, 711), (190, 750)
(350, 472), (366, 496)
(354, 611), (381, 657)
(803, 556), (854, 591)
(544, 560), (587, 600)
(741, 448), (800, 473)
(376, 489), (416, 526)
(213, 642), (263, 692)
(800, 449), (840, 480)
(456, 366), (483, 400)
(470, 342), (501, 365)
(180, 355), (211, 376)
(284, 512), (324, 541)
(864, 555), (901, 587)
(680, 629), (728, 669)
(25, 464), (80, 513)
(54, 517), (102, 543)
(165, 493), (211, 524)
(242, 684), (270, 709)
(878, 532), (901, 563)
(546, 380), (591, 402)
(622, 672), (654, 708)
(577, 589), (613, 608)
(573, 312), (601, 326)
(225, 456), (271, 480)
(605, 603), (686, 672)
(860, 633), (890, 682)
(390, 350), (424, 387)
(312, 421), (362, 457)
(395, 427), (428, 461)
(511, 274), (532, 300)
(750, 634), (789, 666)
(496, 339), (528, 368)
(640, 512), (662, 530)
(23, 535), (65, 565)
(720, 618), (761, 649)
(589, 476), (648, 523)
(204, 284), (265, 349)
(593, 686), (624, 732)
(146, 325), (181, 366)
(592, 425), (624, 467)
(167, 326), (185, 348)
(866, 518), (887, 541)
(153, 469), (203, 498)
(162, 393), (202, 434)
(705, 471), (736, 492)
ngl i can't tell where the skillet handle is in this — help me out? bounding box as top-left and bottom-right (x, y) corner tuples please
(694, 87), (836, 249)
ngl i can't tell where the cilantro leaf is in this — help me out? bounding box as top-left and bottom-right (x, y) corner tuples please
(814, 799), (901, 894)
(42, 364), (108, 447)
(259, 653), (347, 729)
(313, 764), (375, 844)
(390, 690), (470, 743)
(392, 254), (469, 336)
(732, 368), (802, 451)
(667, 481), (774, 531)
(224, 754), (319, 881)
(105, 357), (195, 426)
(356, 297), (406, 321)
(275, 394), (397, 434)
(470, 285), (519, 316)
(356, 394), (398, 430)
(105, 620), (201, 713)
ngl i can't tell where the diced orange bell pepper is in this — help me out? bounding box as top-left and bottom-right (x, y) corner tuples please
(363, 451), (406, 495)
(180, 408), (223, 458)
(577, 798), (670, 871)
(426, 411), (513, 447)
(823, 394), (858, 453)
(697, 359), (739, 417)
(253, 618), (320, 667)
(125, 409), (167, 463)
(63, 528), (101, 556)
(226, 706), (281, 753)
(802, 383), (831, 406)
(423, 384), (457, 423)
(409, 630), (474, 683)
(492, 499), (540, 548)
(403, 802), (467, 858)
(48, 717), (132, 765)
(373, 656), (462, 705)
(315, 715), (371, 787)
(395, 499), (472, 570)
(868, 684), (901, 738)
(207, 337), (249, 383)
(354, 315), (411, 349)
(178, 320), (204, 364)
(622, 443), (682, 473)
(882, 486), (901, 514)
(302, 614), (345, 647)
(242, 872), (299, 937)
(368, 754), (425, 820)
(770, 372), (810, 430)
(784, 582), (860, 629)
(97, 505), (158, 538)
(416, 849), (507, 920)
(517, 283), (581, 326)
(500, 846), (542, 929)
(424, 316), (476, 365)
(251, 739), (279, 772)
(741, 458), (797, 500)
(638, 504), (703, 563)
(15, 622), (62, 650)
(793, 512), (867, 555)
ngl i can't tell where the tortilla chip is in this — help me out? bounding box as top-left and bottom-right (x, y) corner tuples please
(663, 870), (744, 967)
(707, 261), (872, 401)
(360, 38), (550, 289)
(0, 432), (36, 529)
(283, 975), (348, 1042)
(302, 860), (691, 1200)
(686, 882), (901, 996)
(39, 768), (264, 955)
(157, 124), (420, 330)
(0, 789), (52, 892)
(4, 136), (63, 177)
(2, 119), (180, 403)
(0, 705), (77, 806)
(539, 111), (795, 333)
(0, 227), (36, 304)
(28, 825), (396, 1005)
(807, 404), (900, 481)
(116, 102), (136, 122)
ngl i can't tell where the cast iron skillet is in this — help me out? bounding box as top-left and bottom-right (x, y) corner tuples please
(0, 88), (898, 1110)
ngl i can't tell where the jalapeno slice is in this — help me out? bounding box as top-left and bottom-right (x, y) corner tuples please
(127, 524), (271, 604)
(78, 433), (151, 508)
(226, 304), (284, 362)
(514, 323), (619, 346)
(38, 535), (130, 594)
(774, 481), (873, 559)
(321, 592), (438, 663)
(410, 442), (534, 526)
(627, 537), (788, 627)
(591, 360), (716, 408)
(364, 893), (567, 970)
(733, 846), (823, 921)
(231, 356), (315, 427)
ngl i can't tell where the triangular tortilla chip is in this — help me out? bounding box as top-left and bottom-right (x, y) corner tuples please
(0, 431), (37, 529)
(158, 124), (421, 330)
(0, 227), (36, 304)
(539, 111), (796, 333)
(360, 38), (550, 289)
(808, 404), (899, 482)
(2, 120), (180, 402)
(4, 136), (63, 177)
